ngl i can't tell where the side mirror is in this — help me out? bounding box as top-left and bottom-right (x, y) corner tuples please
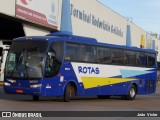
(48, 52), (56, 58)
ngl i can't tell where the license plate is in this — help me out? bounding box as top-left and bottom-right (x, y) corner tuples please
(16, 90), (23, 94)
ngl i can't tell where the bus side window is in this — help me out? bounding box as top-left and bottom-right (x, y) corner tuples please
(65, 43), (80, 61)
(124, 50), (136, 66)
(81, 45), (96, 63)
(148, 53), (156, 67)
(111, 49), (124, 65)
(137, 52), (147, 66)
(97, 47), (111, 63)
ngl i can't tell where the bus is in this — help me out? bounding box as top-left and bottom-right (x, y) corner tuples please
(3, 34), (157, 102)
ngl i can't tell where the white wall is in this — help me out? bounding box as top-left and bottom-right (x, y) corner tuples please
(23, 24), (50, 36)
(70, 0), (127, 45)
(0, 0), (15, 17)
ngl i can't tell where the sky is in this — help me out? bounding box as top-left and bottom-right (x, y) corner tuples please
(98, 0), (160, 34)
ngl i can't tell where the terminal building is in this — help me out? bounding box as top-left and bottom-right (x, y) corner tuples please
(0, 0), (160, 62)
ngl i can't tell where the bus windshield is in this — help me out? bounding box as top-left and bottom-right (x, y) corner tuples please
(5, 41), (48, 79)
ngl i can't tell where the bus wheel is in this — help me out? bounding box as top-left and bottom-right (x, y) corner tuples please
(126, 85), (136, 100)
(64, 83), (75, 102)
(33, 96), (39, 101)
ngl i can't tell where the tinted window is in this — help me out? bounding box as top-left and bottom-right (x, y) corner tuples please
(124, 50), (136, 65)
(51, 41), (64, 62)
(111, 49), (124, 64)
(81, 45), (96, 62)
(65, 43), (80, 61)
(97, 47), (111, 63)
(137, 52), (147, 66)
(148, 53), (156, 67)
(45, 41), (63, 78)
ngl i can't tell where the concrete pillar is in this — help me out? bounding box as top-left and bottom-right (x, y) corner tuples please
(126, 25), (132, 47)
(152, 40), (156, 50)
(60, 0), (72, 34)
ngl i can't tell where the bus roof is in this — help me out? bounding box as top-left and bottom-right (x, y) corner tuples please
(14, 33), (156, 53)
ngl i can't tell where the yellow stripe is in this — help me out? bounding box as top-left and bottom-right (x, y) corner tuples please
(82, 77), (136, 89)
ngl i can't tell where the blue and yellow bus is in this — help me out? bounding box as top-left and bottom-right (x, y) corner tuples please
(3, 34), (157, 102)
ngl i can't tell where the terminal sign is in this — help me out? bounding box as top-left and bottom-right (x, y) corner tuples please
(16, 0), (59, 29)
(70, 4), (123, 37)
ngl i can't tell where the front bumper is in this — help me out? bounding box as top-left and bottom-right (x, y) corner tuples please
(3, 86), (41, 96)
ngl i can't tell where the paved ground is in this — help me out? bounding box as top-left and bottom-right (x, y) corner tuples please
(0, 85), (160, 120)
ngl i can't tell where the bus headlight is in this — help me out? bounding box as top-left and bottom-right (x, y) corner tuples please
(4, 82), (11, 86)
(30, 84), (42, 88)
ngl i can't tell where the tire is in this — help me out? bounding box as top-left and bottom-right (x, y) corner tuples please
(33, 96), (39, 101)
(64, 83), (76, 102)
(126, 85), (136, 100)
(97, 95), (111, 99)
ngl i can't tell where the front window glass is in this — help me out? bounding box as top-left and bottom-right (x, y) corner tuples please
(5, 41), (48, 79)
